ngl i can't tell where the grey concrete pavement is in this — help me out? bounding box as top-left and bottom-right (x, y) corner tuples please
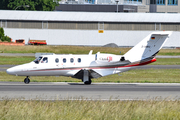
(0, 82), (180, 100)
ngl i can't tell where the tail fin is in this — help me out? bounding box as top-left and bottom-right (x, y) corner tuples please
(124, 31), (172, 63)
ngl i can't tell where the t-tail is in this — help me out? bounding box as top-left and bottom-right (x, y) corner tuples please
(124, 31), (172, 63)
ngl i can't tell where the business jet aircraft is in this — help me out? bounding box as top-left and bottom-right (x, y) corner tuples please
(6, 31), (172, 85)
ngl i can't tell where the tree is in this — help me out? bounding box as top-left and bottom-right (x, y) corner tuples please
(0, 0), (60, 11)
(8, 0), (31, 10)
(0, 28), (5, 40)
(2, 36), (11, 42)
(0, 0), (9, 10)
(35, 0), (60, 11)
(0, 27), (11, 42)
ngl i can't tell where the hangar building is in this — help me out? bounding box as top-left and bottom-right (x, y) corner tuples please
(57, 0), (180, 13)
(0, 10), (180, 47)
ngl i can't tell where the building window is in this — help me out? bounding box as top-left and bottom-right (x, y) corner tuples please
(124, 0), (142, 4)
(41, 57), (48, 63)
(168, 0), (178, 5)
(42, 21), (48, 29)
(157, 0), (165, 5)
(98, 22), (104, 30)
(1, 20), (7, 28)
(34, 57), (42, 64)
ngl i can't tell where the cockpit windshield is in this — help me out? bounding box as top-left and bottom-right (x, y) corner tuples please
(33, 57), (42, 64)
(41, 57), (48, 63)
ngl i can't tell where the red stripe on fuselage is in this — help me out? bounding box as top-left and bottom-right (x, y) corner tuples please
(119, 58), (156, 68)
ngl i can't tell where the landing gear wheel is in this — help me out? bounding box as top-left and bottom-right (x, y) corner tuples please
(24, 77), (30, 84)
(84, 79), (92, 85)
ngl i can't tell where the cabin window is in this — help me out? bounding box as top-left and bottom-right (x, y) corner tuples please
(55, 58), (59, 63)
(33, 57), (42, 64)
(41, 57), (48, 63)
(63, 58), (66, 63)
(78, 58), (81, 63)
(70, 58), (74, 63)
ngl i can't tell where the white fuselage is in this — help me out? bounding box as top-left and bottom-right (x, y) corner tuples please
(6, 53), (156, 78)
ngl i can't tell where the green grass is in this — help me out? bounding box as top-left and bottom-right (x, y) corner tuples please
(0, 45), (180, 55)
(0, 45), (129, 54)
(158, 48), (180, 56)
(0, 56), (34, 65)
(0, 99), (180, 120)
(1, 69), (180, 83)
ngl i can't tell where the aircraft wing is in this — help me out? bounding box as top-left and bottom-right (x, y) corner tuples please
(73, 69), (102, 79)
(89, 69), (102, 78)
(73, 60), (131, 79)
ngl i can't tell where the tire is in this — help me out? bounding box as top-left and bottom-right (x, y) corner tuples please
(84, 79), (92, 85)
(24, 78), (30, 84)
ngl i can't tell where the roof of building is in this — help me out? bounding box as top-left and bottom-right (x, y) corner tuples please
(0, 10), (180, 23)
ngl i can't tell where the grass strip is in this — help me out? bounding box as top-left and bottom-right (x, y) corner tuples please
(0, 45), (129, 54)
(0, 99), (180, 120)
(0, 56), (34, 65)
(1, 69), (180, 83)
(0, 45), (180, 55)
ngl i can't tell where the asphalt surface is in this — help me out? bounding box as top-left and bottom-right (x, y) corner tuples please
(0, 65), (15, 72)
(0, 82), (180, 100)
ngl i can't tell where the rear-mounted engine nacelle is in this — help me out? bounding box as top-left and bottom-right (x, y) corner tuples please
(95, 53), (124, 64)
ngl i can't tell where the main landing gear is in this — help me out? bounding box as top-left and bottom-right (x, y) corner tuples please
(84, 79), (92, 85)
(24, 76), (30, 84)
(83, 70), (92, 85)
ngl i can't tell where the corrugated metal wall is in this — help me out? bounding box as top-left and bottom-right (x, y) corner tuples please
(104, 23), (155, 30)
(1, 20), (180, 31)
(7, 21), (42, 29)
(48, 22), (98, 30)
(161, 23), (180, 31)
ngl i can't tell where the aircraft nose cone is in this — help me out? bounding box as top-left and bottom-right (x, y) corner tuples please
(6, 68), (16, 75)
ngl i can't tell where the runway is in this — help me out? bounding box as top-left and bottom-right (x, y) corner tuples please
(0, 82), (180, 100)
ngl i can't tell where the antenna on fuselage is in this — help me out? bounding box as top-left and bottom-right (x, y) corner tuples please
(88, 50), (93, 55)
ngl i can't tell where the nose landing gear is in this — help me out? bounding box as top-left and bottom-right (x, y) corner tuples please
(24, 76), (30, 84)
